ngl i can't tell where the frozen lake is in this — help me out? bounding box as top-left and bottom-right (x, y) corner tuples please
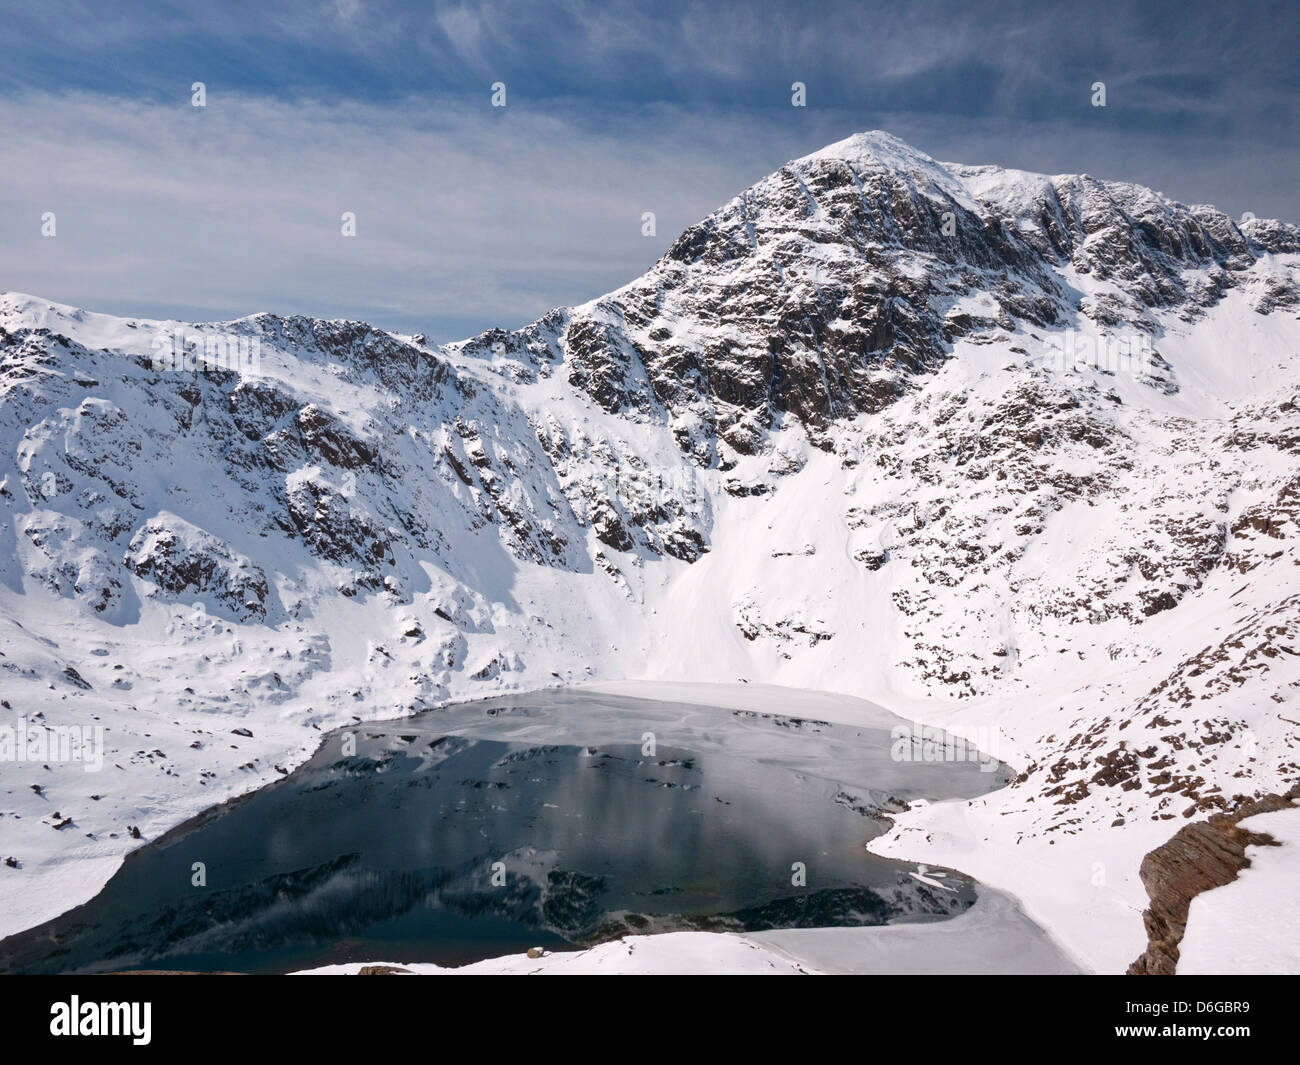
(0, 687), (1014, 974)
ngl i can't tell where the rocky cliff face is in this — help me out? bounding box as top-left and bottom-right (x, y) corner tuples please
(1, 131), (1298, 968)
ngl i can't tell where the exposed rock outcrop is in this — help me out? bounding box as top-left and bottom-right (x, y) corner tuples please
(1128, 785), (1300, 975)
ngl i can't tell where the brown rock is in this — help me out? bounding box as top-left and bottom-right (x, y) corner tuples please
(1128, 784), (1299, 974)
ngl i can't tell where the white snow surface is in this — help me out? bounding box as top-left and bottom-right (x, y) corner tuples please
(295, 932), (816, 975)
(292, 887), (1078, 976)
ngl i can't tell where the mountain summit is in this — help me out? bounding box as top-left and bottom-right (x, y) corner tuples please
(462, 130), (1297, 458)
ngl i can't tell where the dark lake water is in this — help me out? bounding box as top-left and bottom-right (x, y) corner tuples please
(0, 689), (1009, 973)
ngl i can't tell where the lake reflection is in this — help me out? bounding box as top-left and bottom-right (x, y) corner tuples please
(0, 690), (1007, 973)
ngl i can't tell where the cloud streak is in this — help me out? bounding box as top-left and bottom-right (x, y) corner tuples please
(0, 2), (1295, 338)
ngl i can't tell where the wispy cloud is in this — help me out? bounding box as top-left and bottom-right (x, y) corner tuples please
(0, 93), (832, 337)
(1, 2), (1296, 336)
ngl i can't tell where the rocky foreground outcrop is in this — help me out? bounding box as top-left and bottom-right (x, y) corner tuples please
(1128, 785), (1300, 974)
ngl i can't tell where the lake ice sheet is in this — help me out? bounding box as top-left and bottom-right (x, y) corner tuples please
(0, 689), (1012, 974)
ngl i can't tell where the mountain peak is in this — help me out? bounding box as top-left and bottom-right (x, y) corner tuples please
(515, 127), (1300, 454)
(789, 130), (978, 209)
(801, 129), (936, 169)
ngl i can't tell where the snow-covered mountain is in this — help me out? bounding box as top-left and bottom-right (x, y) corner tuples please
(1, 130), (1298, 973)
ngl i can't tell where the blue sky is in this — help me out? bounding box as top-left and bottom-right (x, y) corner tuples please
(2, 0), (1297, 339)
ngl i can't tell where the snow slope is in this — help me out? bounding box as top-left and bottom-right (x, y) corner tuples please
(1, 131), (1298, 973)
(293, 886), (1078, 976)
(295, 933), (816, 975)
